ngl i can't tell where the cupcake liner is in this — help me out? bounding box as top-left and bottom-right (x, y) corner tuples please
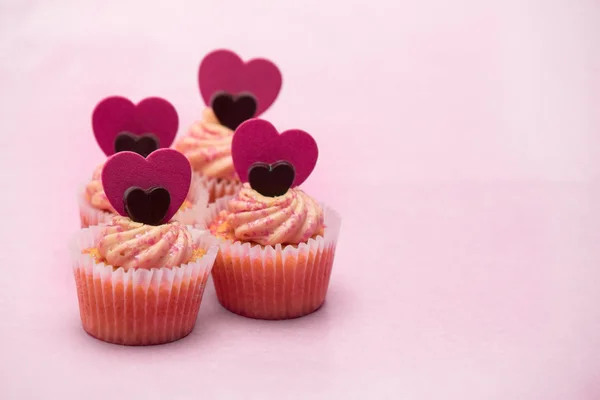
(70, 226), (218, 345)
(200, 196), (342, 320)
(78, 173), (209, 228)
(195, 173), (242, 203)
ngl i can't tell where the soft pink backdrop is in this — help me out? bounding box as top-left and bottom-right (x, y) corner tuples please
(1, 0), (599, 399)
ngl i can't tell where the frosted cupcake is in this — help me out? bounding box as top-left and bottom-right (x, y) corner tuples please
(79, 96), (208, 227)
(174, 49), (283, 202)
(200, 119), (341, 320)
(71, 149), (218, 345)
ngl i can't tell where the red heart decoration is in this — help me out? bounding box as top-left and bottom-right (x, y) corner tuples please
(101, 149), (191, 223)
(231, 119), (318, 188)
(92, 96), (179, 156)
(198, 49), (282, 117)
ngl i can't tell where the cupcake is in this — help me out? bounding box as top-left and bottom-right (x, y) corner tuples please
(79, 95), (208, 227)
(71, 149), (218, 345)
(174, 49), (283, 203)
(200, 119), (341, 320)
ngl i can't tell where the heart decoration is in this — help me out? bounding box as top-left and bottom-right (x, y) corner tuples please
(248, 161), (296, 197)
(211, 91), (258, 131)
(198, 49), (282, 117)
(102, 149), (191, 225)
(123, 187), (171, 226)
(114, 132), (160, 158)
(232, 119), (318, 195)
(92, 96), (178, 156)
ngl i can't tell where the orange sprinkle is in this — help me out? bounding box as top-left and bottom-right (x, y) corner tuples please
(189, 247), (207, 262)
(179, 200), (192, 211)
(82, 247), (103, 263)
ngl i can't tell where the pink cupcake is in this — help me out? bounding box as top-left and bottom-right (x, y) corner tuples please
(79, 96), (209, 227)
(175, 49), (283, 202)
(200, 119), (342, 320)
(71, 149), (218, 345)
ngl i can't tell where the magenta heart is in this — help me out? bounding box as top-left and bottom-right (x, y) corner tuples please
(232, 119), (318, 188)
(92, 96), (179, 156)
(101, 149), (191, 223)
(198, 49), (282, 117)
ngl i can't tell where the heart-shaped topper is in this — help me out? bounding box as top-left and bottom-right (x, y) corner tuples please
(232, 119), (318, 196)
(210, 91), (257, 131)
(248, 161), (296, 197)
(92, 96), (179, 157)
(123, 187), (171, 226)
(198, 49), (282, 120)
(101, 149), (191, 225)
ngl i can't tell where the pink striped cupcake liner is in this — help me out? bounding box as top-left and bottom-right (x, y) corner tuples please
(70, 226), (218, 345)
(200, 196), (341, 320)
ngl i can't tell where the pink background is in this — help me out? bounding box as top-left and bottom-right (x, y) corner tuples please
(1, 0), (599, 398)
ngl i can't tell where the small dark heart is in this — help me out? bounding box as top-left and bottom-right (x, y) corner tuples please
(123, 186), (171, 225)
(211, 91), (257, 131)
(248, 161), (295, 197)
(114, 132), (160, 157)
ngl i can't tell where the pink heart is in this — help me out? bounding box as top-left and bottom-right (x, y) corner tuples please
(198, 49), (282, 117)
(101, 149), (191, 223)
(231, 119), (318, 188)
(92, 96), (179, 156)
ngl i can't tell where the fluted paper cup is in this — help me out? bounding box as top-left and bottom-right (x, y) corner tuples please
(200, 196), (341, 320)
(70, 226), (218, 345)
(78, 173), (209, 228)
(196, 173), (242, 203)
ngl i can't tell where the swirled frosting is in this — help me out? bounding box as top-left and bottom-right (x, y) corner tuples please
(85, 163), (115, 212)
(174, 108), (239, 180)
(223, 184), (324, 246)
(96, 217), (194, 271)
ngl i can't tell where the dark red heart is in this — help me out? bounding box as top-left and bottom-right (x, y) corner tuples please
(198, 49), (282, 116)
(114, 132), (159, 157)
(248, 161), (295, 197)
(92, 96), (178, 156)
(211, 92), (257, 130)
(123, 186), (171, 226)
(102, 149), (191, 223)
(232, 119), (318, 188)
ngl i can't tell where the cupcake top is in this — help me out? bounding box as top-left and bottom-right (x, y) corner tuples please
(91, 216), (197, 271)
(86, 96), (182, 212)
(85, 161), (192, 213)
(90, 149), (198, 270)
(179, 49), (283, 179)
(214, 184), (324, 246)
(174, 108), (238, 180)
(210, 118), (323, 246)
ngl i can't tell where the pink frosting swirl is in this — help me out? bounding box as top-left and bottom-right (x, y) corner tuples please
(97, 216), (194, 271)
(226, 184), (324, 246)
(85, 163), (115, 212)
(174, 108), (239, 180)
